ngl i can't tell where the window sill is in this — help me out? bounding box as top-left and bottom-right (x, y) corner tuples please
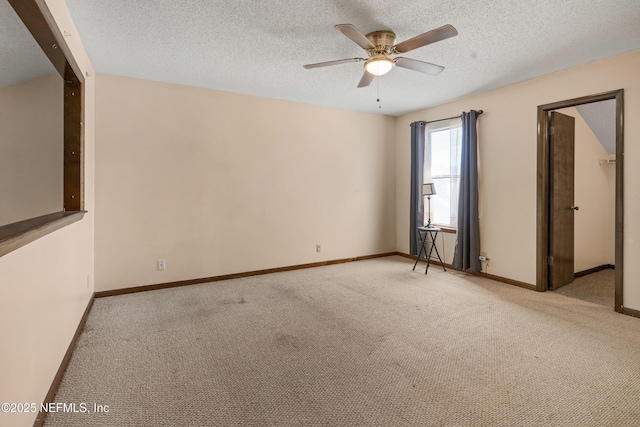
(0, 211), (86, 258)
(432, 225), (457, 234)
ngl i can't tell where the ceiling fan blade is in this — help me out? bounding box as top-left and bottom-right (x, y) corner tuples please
(303, 58), (364, 69)
(395, 57), (444, 75)
(357, 71), (375, 88)
(393, 24), (458, 53)
(335, 24), (375, 50)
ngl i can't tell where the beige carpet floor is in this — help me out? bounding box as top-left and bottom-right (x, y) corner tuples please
(45, 256), (640, 426)
(553, 269), (615, 307)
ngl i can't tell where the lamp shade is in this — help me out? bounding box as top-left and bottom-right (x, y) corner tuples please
(423, 183), (436, 196)
(365, 56), (394, 76)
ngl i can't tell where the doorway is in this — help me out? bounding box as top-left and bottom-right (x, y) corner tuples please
(536, 89), (624, 312)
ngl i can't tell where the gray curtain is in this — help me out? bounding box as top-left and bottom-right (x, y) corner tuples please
(452, 111), (481, 271)
(410, 121), (426, 256)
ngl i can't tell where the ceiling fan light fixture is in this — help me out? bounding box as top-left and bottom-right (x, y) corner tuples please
(303, 23), (457, 88)
(365, 56), (394, 76)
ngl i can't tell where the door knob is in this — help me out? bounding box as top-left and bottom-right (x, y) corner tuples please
(571, 206), (579, 211)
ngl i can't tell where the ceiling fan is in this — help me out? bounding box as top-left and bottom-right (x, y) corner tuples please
(303, 23), (458, 88)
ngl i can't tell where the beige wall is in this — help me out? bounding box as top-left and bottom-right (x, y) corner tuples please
(94, 75), (396, 291)
(396, 49), (640, 310)
(0, 1), (95, 426)
(0, 73), (63, 226)
(557, 107), (615, 272)
(1, 5), (637, 423)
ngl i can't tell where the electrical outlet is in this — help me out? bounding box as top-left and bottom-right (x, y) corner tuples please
(316, 244), (321, 253)
(157, 259), (166, 271)
(479, 255), (489, 262)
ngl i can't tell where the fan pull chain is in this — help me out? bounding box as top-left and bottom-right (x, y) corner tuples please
(376, 77), (381, 109)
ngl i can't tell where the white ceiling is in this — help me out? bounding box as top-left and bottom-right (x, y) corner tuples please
(15, 0), (640, 115)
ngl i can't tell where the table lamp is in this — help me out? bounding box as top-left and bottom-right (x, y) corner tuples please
(423, 183), (436, 228)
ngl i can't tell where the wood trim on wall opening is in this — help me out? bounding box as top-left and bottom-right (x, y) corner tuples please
(64, 66), (85, 211)
(0, 212), (85, 257)
(536, 89), (624, 313)
(1, 1), (85, 258)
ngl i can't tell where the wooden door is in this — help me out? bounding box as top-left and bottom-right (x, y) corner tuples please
(549, 111), (576, 290)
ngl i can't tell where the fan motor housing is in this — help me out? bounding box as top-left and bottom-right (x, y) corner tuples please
(365, 30), (396, 49)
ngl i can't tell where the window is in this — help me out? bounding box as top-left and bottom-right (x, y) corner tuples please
(425, 120), (462, 228)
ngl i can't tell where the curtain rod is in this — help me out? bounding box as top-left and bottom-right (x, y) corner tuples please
(420, 110), (484, 125)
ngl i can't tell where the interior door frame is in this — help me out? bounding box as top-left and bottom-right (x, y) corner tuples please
(536, 89), (624, 313)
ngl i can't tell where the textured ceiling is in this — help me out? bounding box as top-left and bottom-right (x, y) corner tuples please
(0, 0), (56, 88)
(13, 0), (640, 115)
